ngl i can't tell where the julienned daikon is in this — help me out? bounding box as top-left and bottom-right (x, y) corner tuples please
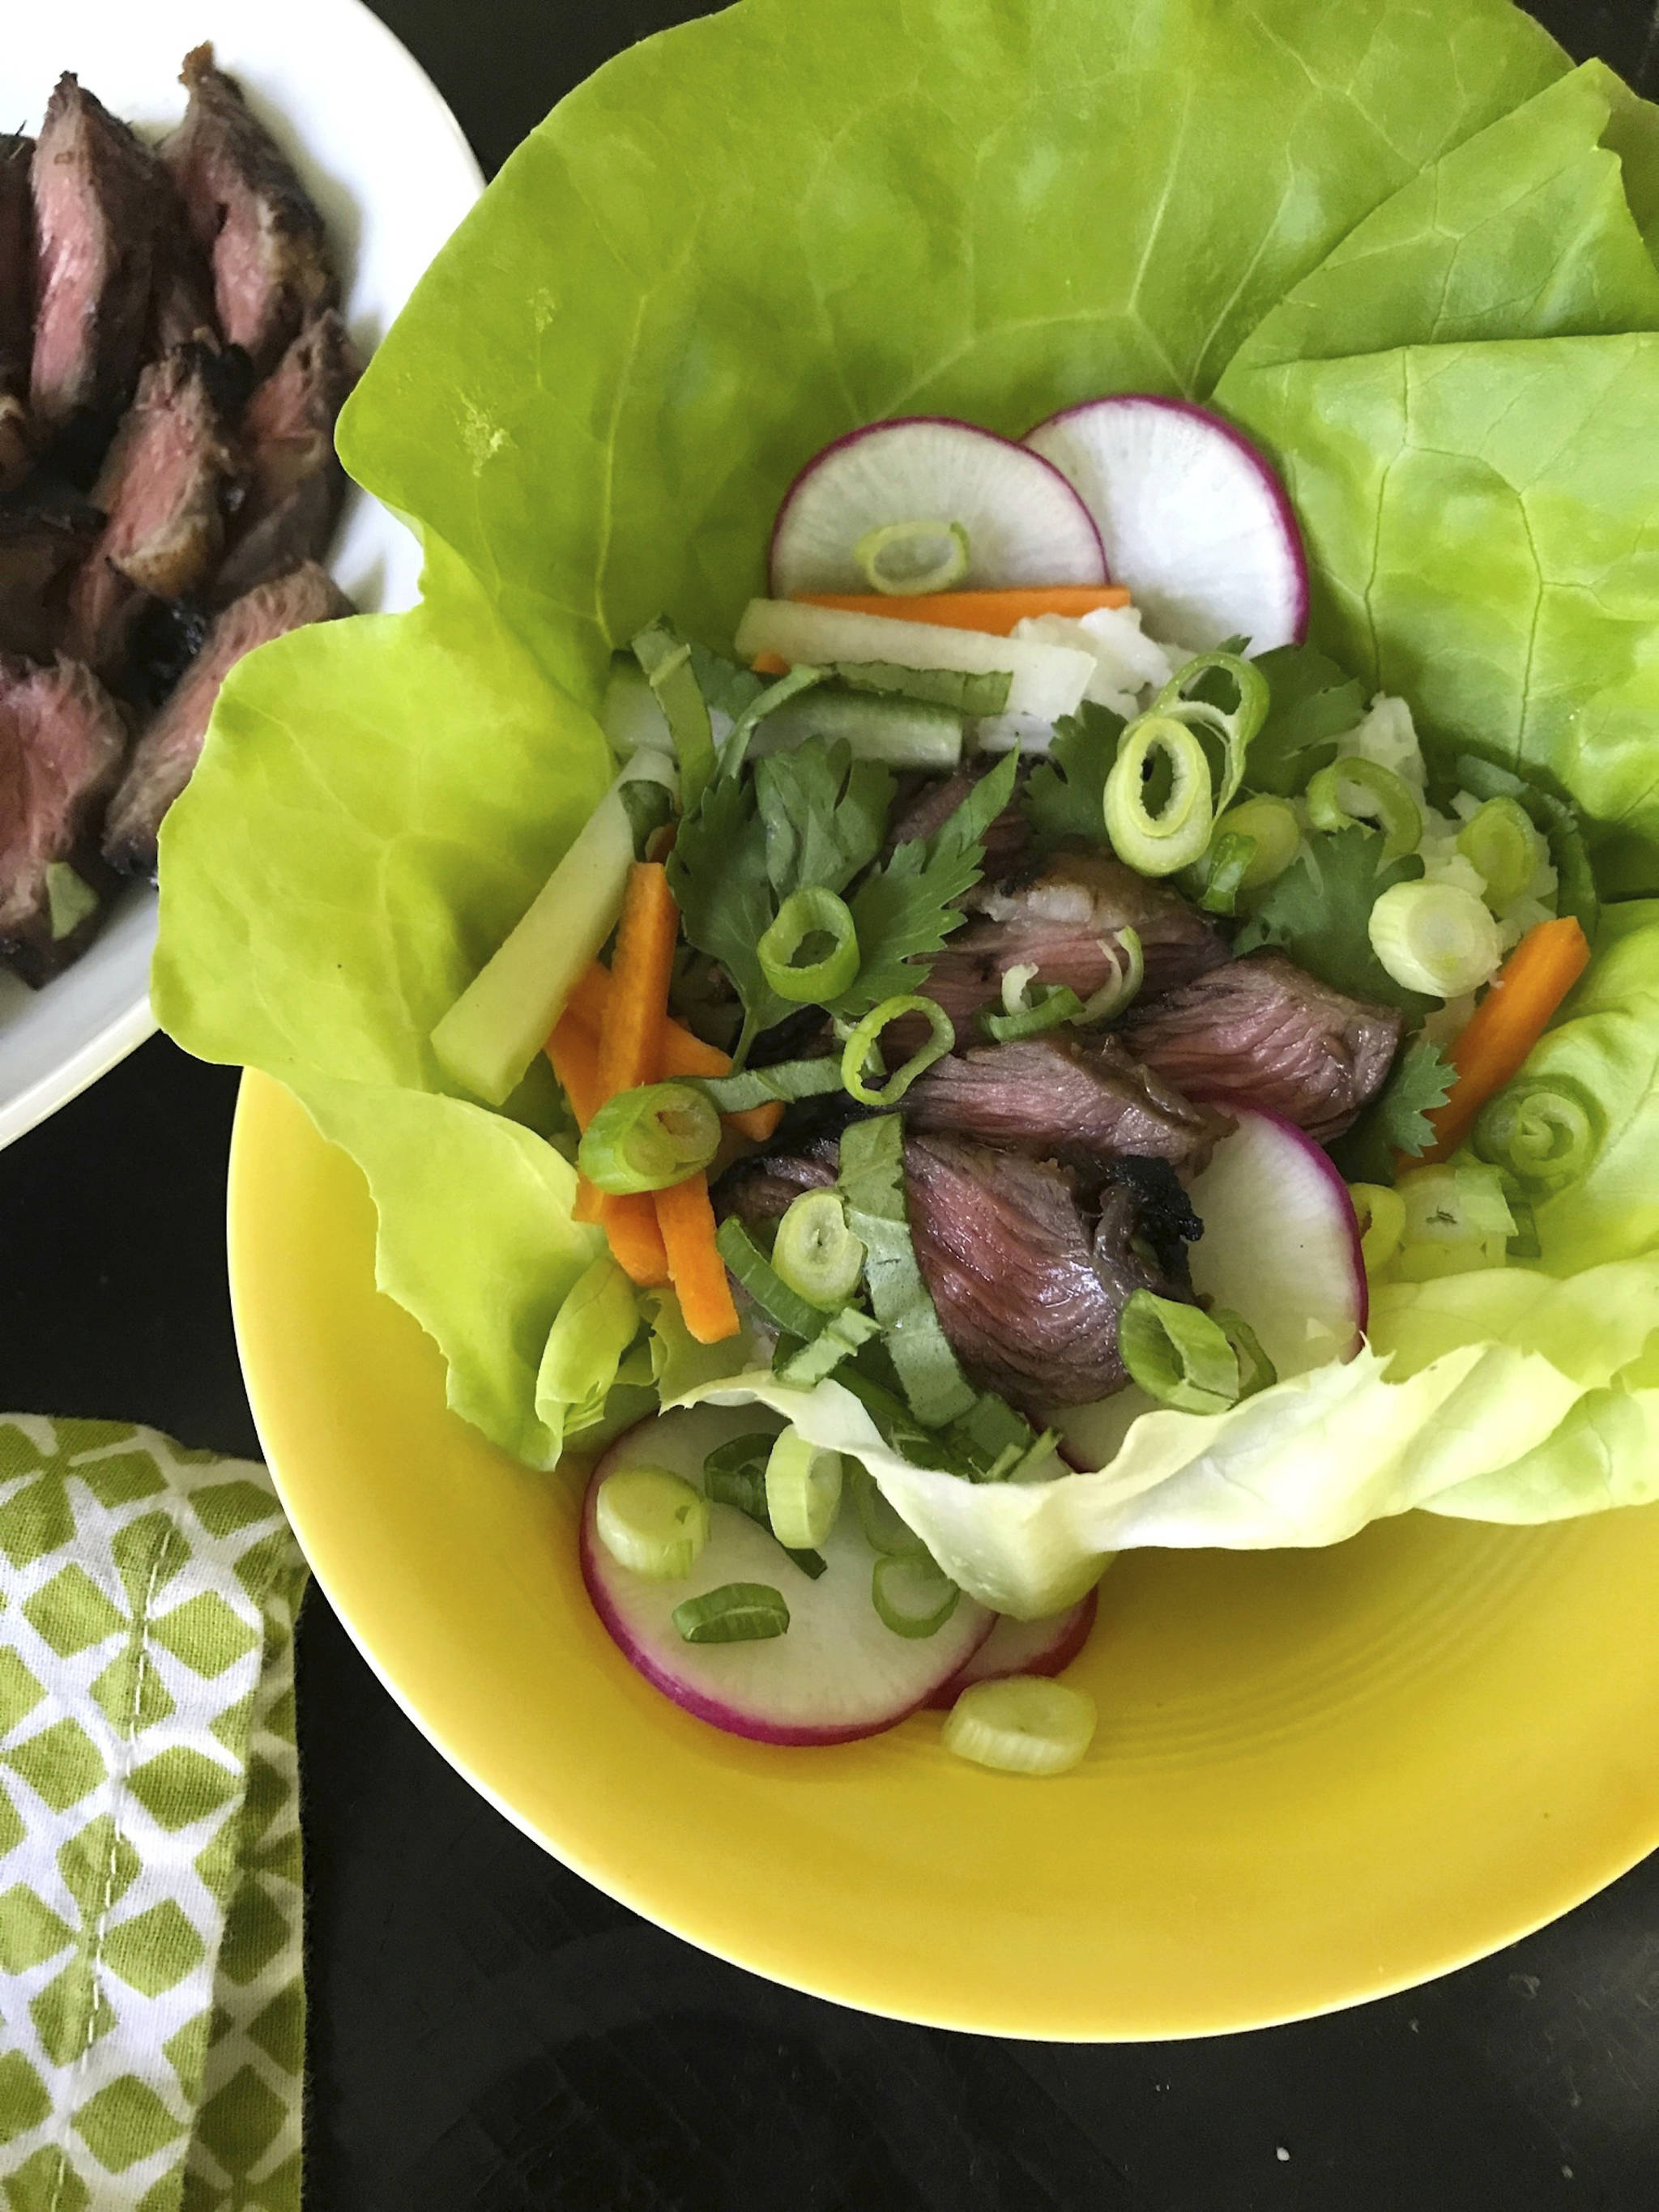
(432, 750), (676, 1106)
(732, 599), (1096, 726)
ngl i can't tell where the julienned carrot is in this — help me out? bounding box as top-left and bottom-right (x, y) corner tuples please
(795, 585), (1132, 634)
(1421, 916), (1592, 1164)
(655, 1174), (740, 1342)
(597, 863), (679, 1098)
(603, 1193), (672, 1287)
(560, 960), (783, 1143)
(545, 1012), (608, 1224)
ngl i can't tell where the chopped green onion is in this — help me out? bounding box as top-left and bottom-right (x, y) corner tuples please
(942, 1676), (1098, 1775)
(1196, 830), (1255, 916)
(838, 1114), (977, 1427)
(870, 1553), (960, 1638)
(978, 983), (1084, 1044)
(776, 1306), (881, 1385)
(1117, 1289), (1240, 1413)
(1211, 1309), (1277, 1399)
(633, 617), (716, 814)
(853, 518), (971, 596)
(1218, 796), (1301, 889)
(1154, 650), (1269, 816)
(764, 1429), (843, 1549)
(1472, 1081), (1596, 1190)
(1104, 712), (1214, 876)
(702, 1434), (776, 1521)
(1076, 927), (1145, 1024)
(835, 660), (1012, 716)
(714, 1217), (830, 1340)
(1367, 880), (1503, 999)
(848, 1463), (928, 1556)
(758, 886), (861, 1005)
(689, 1058), (848, 1115)
(1305, 757), (1423, 865)
(841, 994), (953, 1106)
(717, 661), (829, 780)
(672, 1582), (790, 1643)
(595, 1466), (710, 1580)
(578, 1081), (721, 1195)
(1000, 963), (1039, 1014)
(1390, 1163), (1515, 1281)
(773, 1189), (867, 1309)
(1456, 796), (1539, 910)
(1350, 1183), (1407, 1274)
(45, 862), (97, 942)
(1452, 752), (1598, 939)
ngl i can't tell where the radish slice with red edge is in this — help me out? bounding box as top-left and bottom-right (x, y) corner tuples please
(1023, 395), (1307, 652)
(769, 416), (1107, 599)
(1182, 1106), (1366, 1380)
(923, 1585), (1098, 1709)
(582, 1405), (994, 1745)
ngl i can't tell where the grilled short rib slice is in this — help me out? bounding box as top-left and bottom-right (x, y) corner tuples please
(163, 45), (337, 378)
(29, 77), (166, 433)
(66, 343), (241, 673)
(0, 488), (103, 662)
(213, 309), (356, 602)
(0, 655), (126, 982)
(905, 1030), (1229, 1172)
(923, 847), (1229, 1043)
(103, 559), (350, 873)
(0, 139), (34, 495)
(1122, 951), (1403, 1142)
(904, 1134), (1186, 1409)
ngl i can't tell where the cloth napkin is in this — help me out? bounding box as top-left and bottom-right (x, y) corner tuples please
(0, 1417), (307, 2210)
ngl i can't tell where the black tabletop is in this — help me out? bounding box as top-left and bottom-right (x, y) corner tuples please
(5, 3), (1659, 2206)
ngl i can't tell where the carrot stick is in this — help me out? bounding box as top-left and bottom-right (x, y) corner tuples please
(1420, 917), (1592, 1164)
(598, 863), (679, 1098)
(603, 1193), (672, 1286)
(546, 1012), (609, 1222)
(655, 1173), (740, 1342)
(795, 585), (1132, 633)
(561, 959), (783, 1144)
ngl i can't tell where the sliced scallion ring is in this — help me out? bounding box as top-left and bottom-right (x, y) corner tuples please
(1472, 1083), (1596, 1190)
(1213, 796), (1300, 889)
(595, 1466), (710, 1581)
(1153, 650), (1269, 816)
(758, 885), (861, 1004)
(1456, 796), (1538, 910)
(1367, 881), (1503, 999)
(841, 993), (953, 1106)
(853, 518), (971, 596)
(764, 1429), (844, 1550)
(1305, 757), (1423, 865)
(1350, 1183), (1407, 1274)
(1196, 829), (1255, 916)
(942, 1675), (1098, 1775)
(1117, 1289), (1241, 1413)
(701, 1435), (777, 1524)
(978, 982), (1084, 1044)
(848, 1463), (927, 1558)
(772, 1188), (866, 1309)
(870, 1552), (961, 1639)
(1076, 927), (1144, 1024)
(1103, 712), (1214, 876)
(672, 1582), (790, 1643)
(1210, 1308), (1277, 1400)
(578, 1080), (722, 1194)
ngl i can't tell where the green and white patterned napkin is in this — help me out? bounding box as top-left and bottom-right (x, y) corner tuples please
(0, 1418), (307, 2210)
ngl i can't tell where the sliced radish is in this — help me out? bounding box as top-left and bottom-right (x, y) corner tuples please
(1023, 396), (1307, 653)
(1182, 1106), (1365, 1379)
(923, 1586), (1098, 1709)
(769, 417), (1108, 600)
(582, 1405), (994, 1745)
(732, 599), (1094, 725)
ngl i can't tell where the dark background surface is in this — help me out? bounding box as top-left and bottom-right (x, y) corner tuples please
(4, 1), (1659, 2204)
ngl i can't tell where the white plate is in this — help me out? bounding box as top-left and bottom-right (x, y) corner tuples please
(0, 0), (484, 1149)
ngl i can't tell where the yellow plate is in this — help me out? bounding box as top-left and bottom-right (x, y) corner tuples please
(229, 1069), (1659, 2038)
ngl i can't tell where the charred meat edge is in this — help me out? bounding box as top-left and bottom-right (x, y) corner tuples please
(0, 654), (127, 983)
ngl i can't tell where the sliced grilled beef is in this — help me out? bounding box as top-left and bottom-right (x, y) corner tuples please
(887, 762), (1030, 876)
(922, 847), (1228, 1042)
(29, 76), (165, 435)
(905, 1031), (1229, 1172)
(146, 178), (220, 356)
(0, 488), (102, 661)
(0, 139), (33, 496)
(1122, 951), (1403, 1143)
(0, 655), (126, 982)
(102, 559), (350, 873)
(905, 1134), (1179, 1409)
(212, 309), (356, 602)
(713, 1144), (838, 1232)
(163, 45), (336, 378)
(66, 343), (241, 674)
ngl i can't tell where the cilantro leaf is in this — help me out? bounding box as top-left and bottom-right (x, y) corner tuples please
(1330, 1039), (1454, 1184)
(1245, 643), (1365, 797)
(1235, 825), (1435, 1012)
(1021, 701), (1124, 848)
(835, 749), (1020, 1016)
(755, 741), (893, 900)
(689, 641), (764, 722)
